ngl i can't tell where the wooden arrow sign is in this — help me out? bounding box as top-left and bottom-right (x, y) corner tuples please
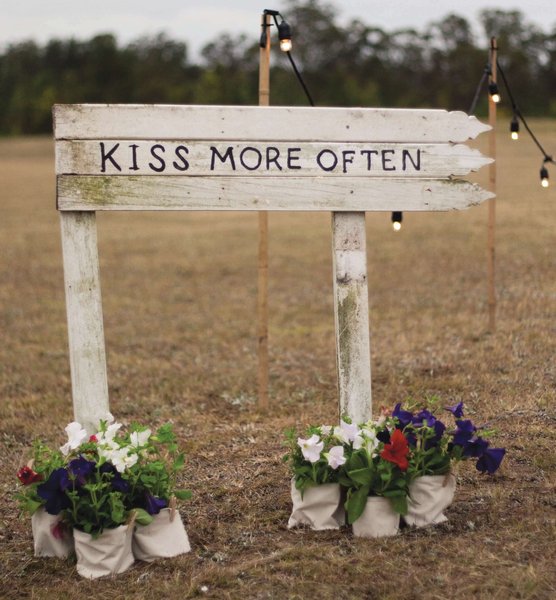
(54, 104), (493, 212)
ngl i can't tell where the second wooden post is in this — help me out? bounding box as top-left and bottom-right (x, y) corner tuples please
(332, 212), (372, 423)
(257, 12), (271, 409)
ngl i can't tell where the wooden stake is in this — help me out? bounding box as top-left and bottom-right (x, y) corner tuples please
(487, 37), (497, 332)
(257, 13), (271, 409)
(60, 211), (110, 433)
(332, 212), (372, 423)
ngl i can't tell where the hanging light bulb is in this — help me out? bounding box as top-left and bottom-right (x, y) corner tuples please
(540, 165), (549, 188)
(510, 115), (519, 140)
(488, 82), (501, 104)
(391, 211), (403, 231)
(278, 19), (292, 52)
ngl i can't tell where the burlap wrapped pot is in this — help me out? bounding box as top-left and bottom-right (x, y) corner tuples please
(288, 479), (345, 530)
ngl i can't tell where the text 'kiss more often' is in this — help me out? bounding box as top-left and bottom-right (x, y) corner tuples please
(97, 142), (423, 175)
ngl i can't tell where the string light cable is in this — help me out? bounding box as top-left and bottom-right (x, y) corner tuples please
(468, 63), (490, 116)
(260, 9), (315, 107)
(496, 59), (554, 186)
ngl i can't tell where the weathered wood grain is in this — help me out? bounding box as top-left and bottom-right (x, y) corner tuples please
(60, 212), (110, 433)
(53, 104), (490, 143)
(57, 176), (495, 212)
(55, 140), (492, 177)
(332, 212), (372, 422)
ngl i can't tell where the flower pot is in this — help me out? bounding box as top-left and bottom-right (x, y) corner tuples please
(132, 507), (191, 562)
(405, 473), (456, 528)
(287, 480), (345, 530)
(73, 524), (134, 579)
(31, 508), (74, 558)
(352, 496), (400, 538)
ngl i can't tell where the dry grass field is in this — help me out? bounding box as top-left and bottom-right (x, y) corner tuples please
(0, 120), (555, 599)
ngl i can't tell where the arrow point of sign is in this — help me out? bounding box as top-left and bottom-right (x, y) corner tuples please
(452, 180), (496, 205)
(448, 111), (491, 142)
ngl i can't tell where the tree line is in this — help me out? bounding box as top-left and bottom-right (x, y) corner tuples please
(1, 0), (555, 135)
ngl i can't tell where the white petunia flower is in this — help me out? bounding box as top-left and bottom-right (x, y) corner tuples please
(105, 447), (138, 473)
(326, 445), (346, 469)
(333, 420), (361, 444)
(297, 434), (324, 463)
(352, 435), (364, 450)
(96, 411), (114, 426)
(130, 429), (151, 448)
(96, 422), (122, 446)
(60, 421), (88, 455)
(360, 428), (380, 457)
(320, 425), (332, 436)
(105, 422), (122, 441)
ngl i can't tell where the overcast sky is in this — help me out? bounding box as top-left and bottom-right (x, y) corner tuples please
(2, 1), (554, 60)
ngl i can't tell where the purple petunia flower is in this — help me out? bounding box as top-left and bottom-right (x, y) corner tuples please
(452, 420), (477, 446)
(462, 437), (489, 458)
(37, 468), (71, 515)
(405, 431), (417, 447)
(392, 403), (413, 429)
(376, 429), (391, 444)
(99, 462), (130, 493)
(445, 401), (465, 418)
(424, 420), (446, 449)
(412, 409), (436, 428)
(144, 493), (168, 515)
(476, 447), (506, 474)
(68, 456), (95, 486)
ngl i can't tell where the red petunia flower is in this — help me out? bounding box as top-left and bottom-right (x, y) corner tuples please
(17, 466), (43, 485)
(51, 521), (68, 540)
(380, 429), (409, 471)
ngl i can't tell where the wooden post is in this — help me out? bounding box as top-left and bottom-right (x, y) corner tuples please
(332, 212), (372, 423)
(257, 13), (271, 409)
(487, 37), (497, 332)
(60, 211), (110, 433)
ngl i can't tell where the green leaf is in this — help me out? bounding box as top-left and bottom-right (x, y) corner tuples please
(389, 494), (408, 516)
(173, 453), (185, 470)
(156, 424), (176, 444)
(134, 508), (154, 526)
(173, 489), (192, 501)
(338, 474), (352, 488)
(346, 452), (366, 472)
(346, 486), (370, 524)
(347, 468), (373, 487)
(383, 489), (404, 497)
(109, 493), (126, 524)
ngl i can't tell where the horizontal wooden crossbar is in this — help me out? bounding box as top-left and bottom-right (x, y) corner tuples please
(57, 176), (494, 211)
(53, 104), (490, 143)
(56, 141), (492, 178)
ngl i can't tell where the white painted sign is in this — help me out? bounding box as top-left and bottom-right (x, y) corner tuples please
(54, 104), (493, 213)
(53, 104), (493, 429)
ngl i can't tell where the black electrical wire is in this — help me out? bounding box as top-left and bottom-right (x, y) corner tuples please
(268, 12), (315, 107)
(468, 67), (489, 116)
(496, 59), (554, 165)
(285, 51), (315, 107)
